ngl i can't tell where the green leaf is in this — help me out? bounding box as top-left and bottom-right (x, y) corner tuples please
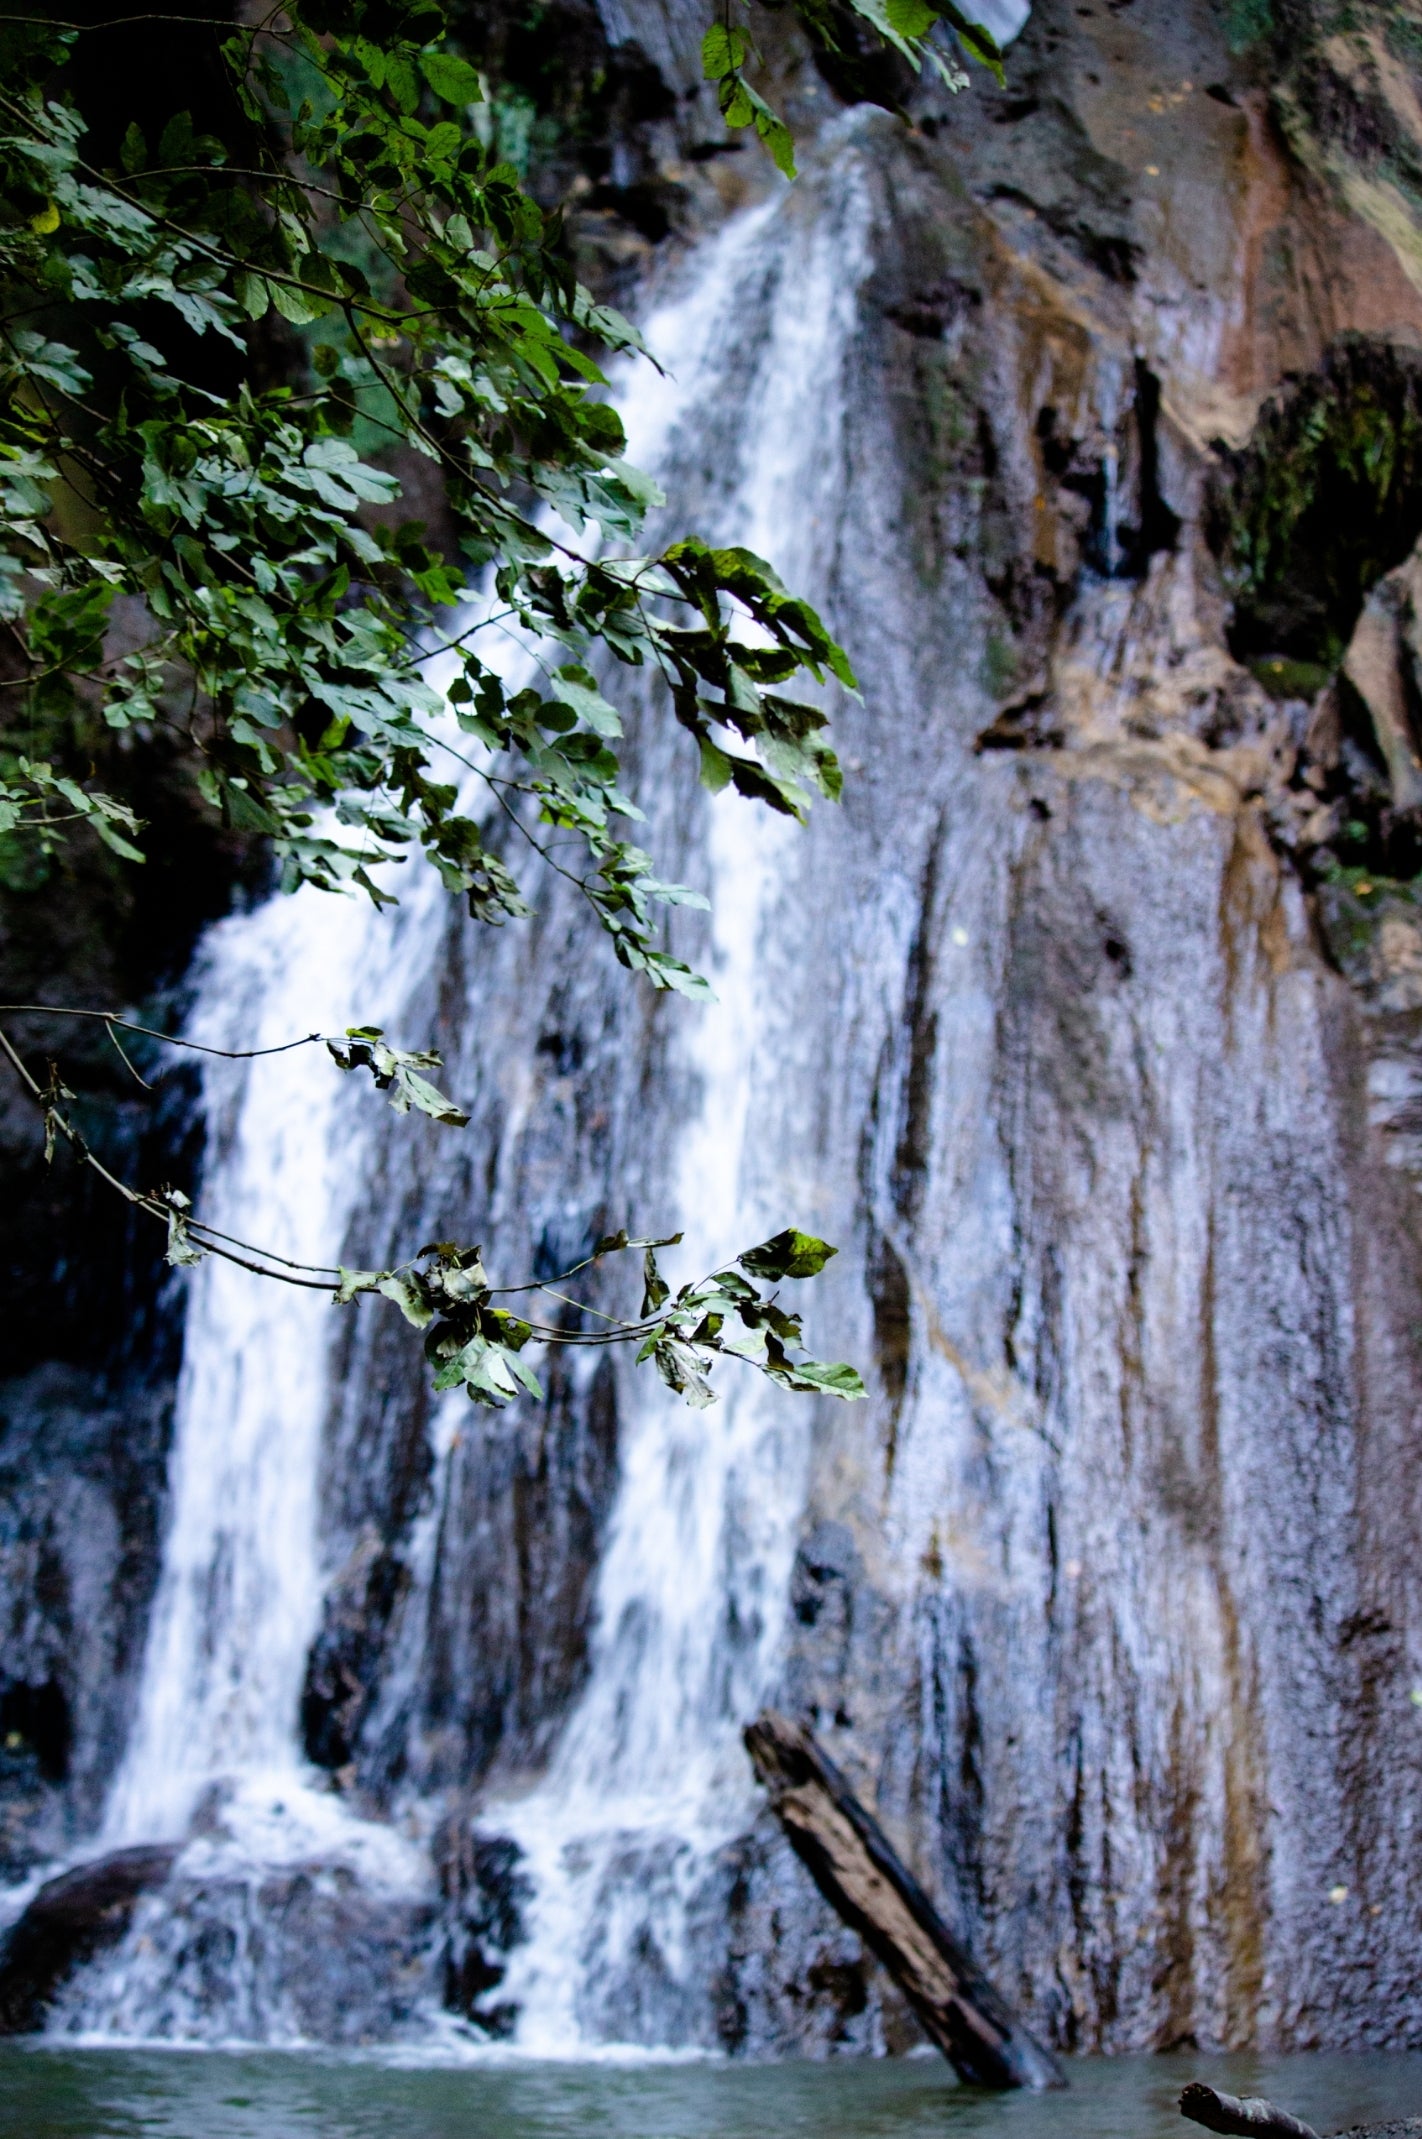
(701, 23), (749, 79)
(270, 276), (334, 325)
(420, 49), (484, 104)
(327, 1027), (470, 1127)
(739, 1229), (838, 1280)
(714, 69), (796, 175)
(550, 666), (621, 736)
(719, 73), (754, 127)
(885, 0), (938, 36)
(936, 2), (1005, 80)
(651, 1335), (717, 1408)
(233, 270), (270, 319)
(378, 1272), (434, 1326)
(642, 1245), (670, 1315)
(386, 50), (421, 112)
(776, 1357), (867, 1399)
(92, 816), (147, 862)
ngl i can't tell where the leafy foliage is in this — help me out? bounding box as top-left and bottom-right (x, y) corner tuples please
(0, 2), (853, 996)
(1, 1007), (864, 1410)
(327, 1024), (470, 1125)
(1210, 341), (1422, 665)
(0, 0), (998, 1410)
(701, 0), (1003, 168)
(337, 1226), (866, 1409)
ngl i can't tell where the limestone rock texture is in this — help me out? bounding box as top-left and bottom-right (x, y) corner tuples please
(756, 0), (1422, 2053)
(751, 0), (1422, 2053)
(306, 0), (1422, 2053)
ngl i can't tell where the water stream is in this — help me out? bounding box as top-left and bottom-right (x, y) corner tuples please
(100, 877), (444, 1866)
(50, 145), (875, 2050)
(486, 155), (872, 2055)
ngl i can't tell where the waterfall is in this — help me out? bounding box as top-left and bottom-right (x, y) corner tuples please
(101, 877), (444, 1857)
(47, 135), (872, 2047)
(486, 148), (873, 2055)
(24, 0), (1422, 2064)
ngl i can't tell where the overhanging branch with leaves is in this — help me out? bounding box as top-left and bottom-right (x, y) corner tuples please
(0, 1003), (865, 1408)
(0, 0), (998, 1416)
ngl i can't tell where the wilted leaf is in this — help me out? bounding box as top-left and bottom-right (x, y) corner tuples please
(162, 1189), (206, 1267)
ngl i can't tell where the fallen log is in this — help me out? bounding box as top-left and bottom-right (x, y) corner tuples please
(1180, 2086), (1321, 2139)
(744, 1710), (1064, 2090)
(1178, 2087), (1422, 2139)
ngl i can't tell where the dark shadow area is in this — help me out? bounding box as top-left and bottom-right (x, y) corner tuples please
(1210, 338), (1422, 669)
(0, 1678), (71, 1786)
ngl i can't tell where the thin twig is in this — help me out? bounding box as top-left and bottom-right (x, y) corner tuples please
(104, 1019), (152, 1090)
(0, 12), (259, 28)
(525, 1283), (625, 1327)
(0, 1004), (326, 1061)
(181, 1215), (342, 1275)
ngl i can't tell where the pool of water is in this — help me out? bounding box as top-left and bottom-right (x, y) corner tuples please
(0, 2050), (1418, 2139)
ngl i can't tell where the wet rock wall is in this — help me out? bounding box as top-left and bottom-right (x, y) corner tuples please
(13, 0), (1422, 2060)
(291, 0), (1422, 2048)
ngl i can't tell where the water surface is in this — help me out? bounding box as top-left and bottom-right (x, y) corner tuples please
(0, 2051), (1418, 2139)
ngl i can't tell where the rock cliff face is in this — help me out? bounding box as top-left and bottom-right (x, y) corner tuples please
(0, 811), (245, 1883)
(288, 0), (1422, 2053)
(763, 0), (1422, 2052)
(10, 0), (1422, 2059)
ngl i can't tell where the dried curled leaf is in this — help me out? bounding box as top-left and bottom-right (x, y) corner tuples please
(161, 1188), (206, 1267)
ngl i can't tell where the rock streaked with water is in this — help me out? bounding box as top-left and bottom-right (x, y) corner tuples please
(9, 0), (1422, 2060)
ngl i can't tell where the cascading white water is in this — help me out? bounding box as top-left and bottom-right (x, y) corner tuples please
(60, 128), (872, 2047)
(50, 857), (452, 2037)
(26, 0), (1420, 2070)
(487, 146), (874, 2055)
(99, 873), (448, 1870)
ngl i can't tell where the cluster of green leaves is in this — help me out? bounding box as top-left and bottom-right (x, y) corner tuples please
(336, 1224), (864, 1409)
(327, 1022), (470, 1124)
(0, 1), (853, 1000)
(0, 747), (144, 861)
(0, 0), (1004, 1411)
(701, 0), (1003, 176)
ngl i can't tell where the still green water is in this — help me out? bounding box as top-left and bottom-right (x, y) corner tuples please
(0, 2051), (1418, 2139)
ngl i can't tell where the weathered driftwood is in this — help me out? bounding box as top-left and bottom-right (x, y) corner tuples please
(744, 1710), (1064, 2090)
(1179, 2090), (1422, 2139)
(1180, 2085), (1321, 2139)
